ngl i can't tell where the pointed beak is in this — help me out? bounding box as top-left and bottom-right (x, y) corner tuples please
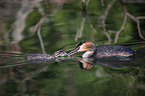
(68, 48), (79, 56)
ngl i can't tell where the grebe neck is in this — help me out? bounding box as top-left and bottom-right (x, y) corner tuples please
(82, 51), (95, 58)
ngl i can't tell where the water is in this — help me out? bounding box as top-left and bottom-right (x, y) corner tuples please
(1, 0), (145, 96)
(0, 43), (145, 96)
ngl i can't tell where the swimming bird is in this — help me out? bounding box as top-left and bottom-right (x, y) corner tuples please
(68, 41), (136, 58)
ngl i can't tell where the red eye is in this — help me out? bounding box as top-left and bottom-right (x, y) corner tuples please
(77, 46), (80, 50)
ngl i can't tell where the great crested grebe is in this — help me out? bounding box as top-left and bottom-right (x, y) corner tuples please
(68, 41), (136, 58)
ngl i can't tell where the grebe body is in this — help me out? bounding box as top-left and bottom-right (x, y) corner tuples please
(68, 41), (136, 58)
(94, 45), (136, 58)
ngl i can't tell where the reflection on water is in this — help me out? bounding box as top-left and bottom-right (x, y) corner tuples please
(0, 44), (145, 96)
(0, 0), (145, 96)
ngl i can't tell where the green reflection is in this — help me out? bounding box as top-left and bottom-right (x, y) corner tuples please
(0, 0), (145, 96)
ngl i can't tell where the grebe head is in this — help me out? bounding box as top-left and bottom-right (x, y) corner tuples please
(68, 41), (96, 57)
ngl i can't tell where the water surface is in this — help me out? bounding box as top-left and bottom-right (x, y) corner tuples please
(0, 43), (145, 96)
(1, 0), (145, 96)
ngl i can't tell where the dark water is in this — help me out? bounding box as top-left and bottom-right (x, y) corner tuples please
(1, 0), (145, 96)
(0, 43), (145, 96)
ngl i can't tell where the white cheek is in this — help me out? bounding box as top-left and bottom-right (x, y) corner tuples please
(82, 51), (94, 58)
(78, 45), (84, 51)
